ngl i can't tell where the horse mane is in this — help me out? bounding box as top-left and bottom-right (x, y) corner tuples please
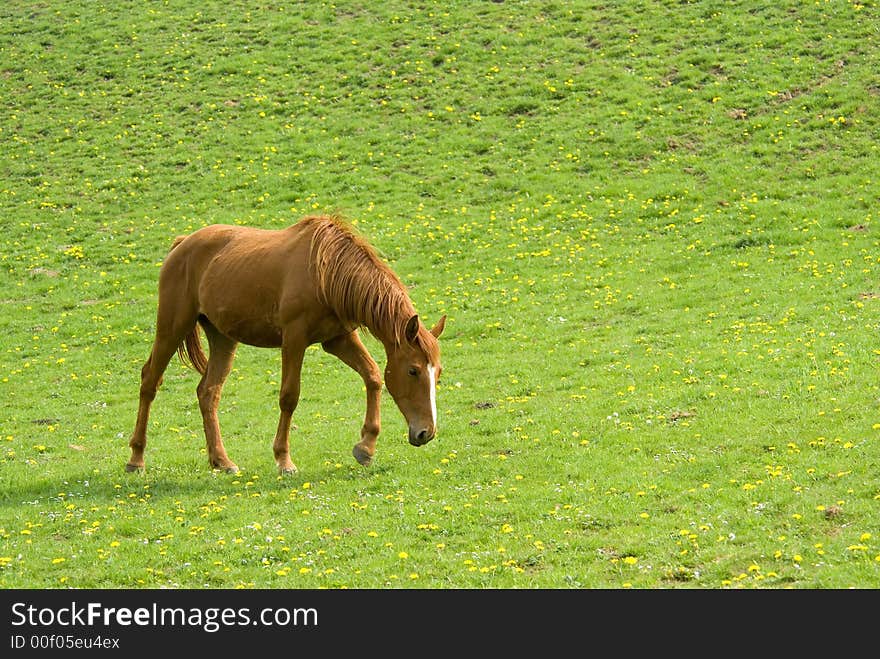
(307, 215), (424, 348)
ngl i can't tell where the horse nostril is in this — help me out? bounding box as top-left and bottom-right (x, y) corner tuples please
(409, 427), (435, 446)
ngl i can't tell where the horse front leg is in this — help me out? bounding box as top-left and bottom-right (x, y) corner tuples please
(273, 335), (306, 475)
(322, 331), (382, 467)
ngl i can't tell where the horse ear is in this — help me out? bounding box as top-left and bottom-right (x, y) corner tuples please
(404, 314), (420, 344)
(430, 315), (446, 338)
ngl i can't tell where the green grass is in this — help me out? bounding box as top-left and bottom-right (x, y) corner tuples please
(2, 0), (880, 589)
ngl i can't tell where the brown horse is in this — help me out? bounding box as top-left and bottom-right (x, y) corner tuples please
(125, 214), (446, 474)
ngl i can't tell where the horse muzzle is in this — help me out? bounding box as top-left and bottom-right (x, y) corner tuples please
(408, 426), (436, 446)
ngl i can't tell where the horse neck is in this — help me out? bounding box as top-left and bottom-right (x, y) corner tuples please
(321, 259), (415, 347)
(308, 216), (416, 346)
(364, 283), (417, 349)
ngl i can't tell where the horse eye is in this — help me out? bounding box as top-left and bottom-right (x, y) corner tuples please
(408, 367), (419, 377)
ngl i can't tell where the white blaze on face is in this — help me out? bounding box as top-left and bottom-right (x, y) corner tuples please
(427, 365), (437, 428)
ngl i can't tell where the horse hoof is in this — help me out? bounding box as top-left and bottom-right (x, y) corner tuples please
(279, 465), (298, 476)
(124, 463), (143, 473)
(224, 465), (240, 474)
(352, 444), (373, 467)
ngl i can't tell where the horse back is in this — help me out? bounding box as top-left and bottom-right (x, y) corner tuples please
(159, 223), (323, 347)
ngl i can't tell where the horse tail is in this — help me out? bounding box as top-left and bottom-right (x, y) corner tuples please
(167, 234), (209, 375)
(178, 324), (208, 375)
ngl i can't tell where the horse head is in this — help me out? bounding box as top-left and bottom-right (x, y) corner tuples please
(384, 314), (446, 446)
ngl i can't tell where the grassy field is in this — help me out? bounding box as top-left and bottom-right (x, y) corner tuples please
(1, 1), (879, 589)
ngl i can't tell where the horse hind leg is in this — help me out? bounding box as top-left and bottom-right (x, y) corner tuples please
(126, 354), (166, 472)
(126, 313), (197, 472)
(197, 320), (239, 473)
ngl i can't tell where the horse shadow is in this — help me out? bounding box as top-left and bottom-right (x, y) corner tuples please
(0, 459), (395, 511)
